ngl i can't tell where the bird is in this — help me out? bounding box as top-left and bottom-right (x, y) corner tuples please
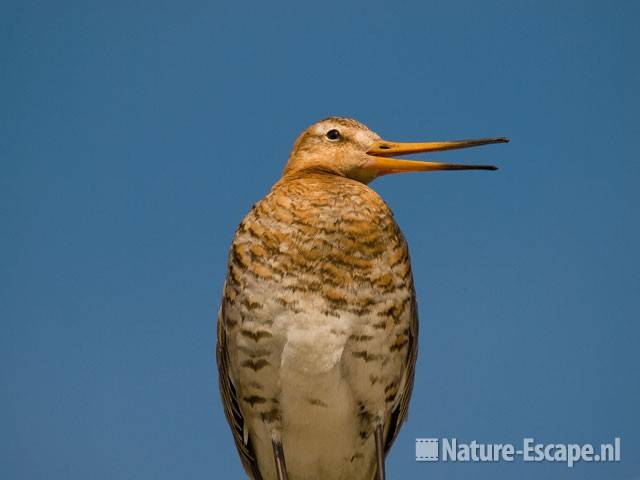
(216, 116), (508, 480)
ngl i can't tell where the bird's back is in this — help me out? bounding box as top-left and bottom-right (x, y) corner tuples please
(217, 172), (418, 480)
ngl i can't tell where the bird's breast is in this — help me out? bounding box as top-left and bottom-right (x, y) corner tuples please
(221, 174), (415, 479)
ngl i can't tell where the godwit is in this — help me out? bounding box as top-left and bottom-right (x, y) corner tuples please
(217, 117), (508, 480)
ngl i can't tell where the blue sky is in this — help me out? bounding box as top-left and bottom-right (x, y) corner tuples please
(2, 1), (639, 479)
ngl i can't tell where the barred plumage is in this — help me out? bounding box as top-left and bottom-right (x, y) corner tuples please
(216, 117), (507, 480)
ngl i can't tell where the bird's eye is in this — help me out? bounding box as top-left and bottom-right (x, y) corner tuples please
(326, 129), (341, 141)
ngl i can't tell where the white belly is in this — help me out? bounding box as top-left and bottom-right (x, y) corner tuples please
(248, 313), (376, 480)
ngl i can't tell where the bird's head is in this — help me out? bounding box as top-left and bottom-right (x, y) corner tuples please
(283, 116), (508, 184)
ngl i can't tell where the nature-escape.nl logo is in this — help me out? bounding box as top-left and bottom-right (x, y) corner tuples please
(415, 437), (621, 468)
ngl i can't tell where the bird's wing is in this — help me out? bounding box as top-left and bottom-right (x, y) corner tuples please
(384, 294), (418, 454)
(216, 306), (264, 480)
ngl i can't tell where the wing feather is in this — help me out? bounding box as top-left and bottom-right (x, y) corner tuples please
(216, 307), (264, 480)
(384, 294), (418, 453)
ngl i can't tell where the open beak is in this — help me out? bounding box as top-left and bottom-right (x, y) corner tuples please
(364, 137), (509, 176)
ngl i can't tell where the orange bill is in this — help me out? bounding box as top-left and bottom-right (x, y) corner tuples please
(365, 137), (508, 175)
